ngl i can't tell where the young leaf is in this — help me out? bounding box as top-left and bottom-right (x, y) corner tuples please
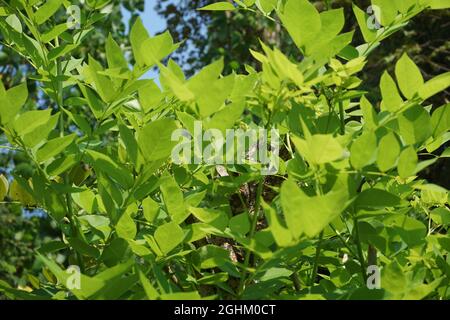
(0, 82), (28, 125)
(130, 18), (150, 67)
(140, 31), (179, 67)
(350, 131), (377, 169)
(291, 134), (344, 165)
(34, 0), (64, 25)
(371, 0), (398, 26)
(395, 54), (424, 99)
(106, 34), (128, 70)
(278, 0), (321, 52)
(280, 179), (348, 238)
(419, 72), (450, 100)
(380, 71), (403, 112)
(377, 132), (401, 172)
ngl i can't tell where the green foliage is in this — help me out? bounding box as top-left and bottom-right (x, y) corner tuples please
(0, 0), (449, 301)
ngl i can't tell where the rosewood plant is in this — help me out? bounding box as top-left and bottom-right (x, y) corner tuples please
(0, 0), (449, 300)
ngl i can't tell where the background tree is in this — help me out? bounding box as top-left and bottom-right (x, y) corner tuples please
(0, 0), (145, 295)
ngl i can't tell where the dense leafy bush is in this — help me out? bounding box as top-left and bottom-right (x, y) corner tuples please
(0, 0), (449, 300)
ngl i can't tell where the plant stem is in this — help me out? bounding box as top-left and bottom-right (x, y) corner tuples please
(353, 218), (367, 282)
(338, 100), (345, 135)
(309, 231), (324, 286)
(238, 178), (264, 296)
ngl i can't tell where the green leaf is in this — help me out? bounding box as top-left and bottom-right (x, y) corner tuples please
(372, 0), (398, 26)
(190, 207), (228, 231)
(67, 238), (100, 259)
(0, 82), (28, 125)
(430, 207), (450, 226)
(196, 245), (229, 269)
(84, 55), (116, 103)
(41, 23), (68, 43)
(360, 96), (378, 130)
(160, 174), (187, 224)
(355, 188), (403, 209)
(419, 72), (450, 100)
(142, 197), (159, 224)
(352, 4), (377, 42)
(307, 8), (345, 55)
(130, 18), (150, 67)
(256, 0), (277, 14)
(280, 179), (348, 238)
(398, 146), (418, 178)
(140, 31), (179, 67)
(291, 134), (344, 165)
(229, 213), (251, 235)
(5, 14), (22, 33)
(431, 104), (450, 137)
(160, 65), (194, 101)
(154, 221), (185, 255)
(116, 211), (137, 240)
(86, 150), (134, 189)
(198, 2), (236, 11)
(36, 134), (77, 163)
(377, 132), (401, 171)
(118, 123), (138, 166)
(262, 201), (293, 247)
(13, 109), (52, 137)
(186, 59), (233, 118)
(393, 0), (418, 12)
(78, 84), (104, 119)
(138, 118), (178, 162)
(397, 105), (432, 145)
(0, 174), (8, 201)
(429, 0), (450, 9)
(138, 268), (160, 300)
(106, 34), (128, 70)
(278, 0), (321, 52)
(395, 54), (424, 99)
(34, 0), (64, 25)
(380, 71), (403, 112)
(37, 253), (104, 299)
(86, 0), (111, 9)
(350, 131), (377, 169)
